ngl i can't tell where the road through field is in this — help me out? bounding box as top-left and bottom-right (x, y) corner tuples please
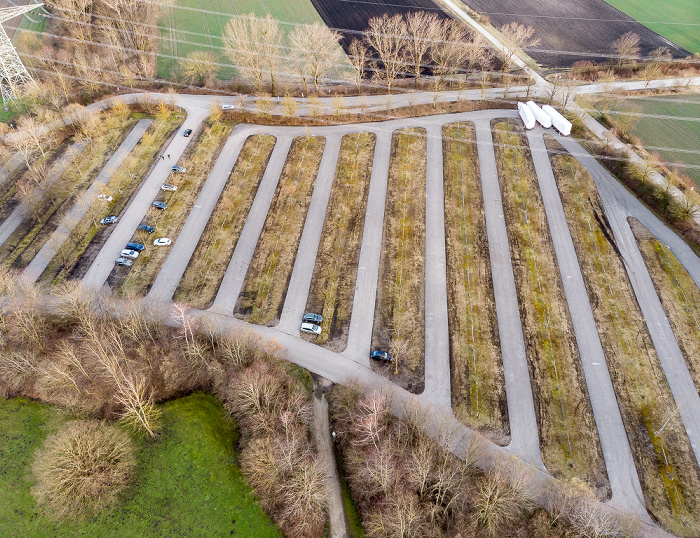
(528, 130), (649, 520)
(22, 119), (152, 283)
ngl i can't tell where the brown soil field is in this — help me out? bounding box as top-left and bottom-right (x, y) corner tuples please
(304, 132), (375, 351)
(174, 134), (277, 309)
(442, 122), (508, 444)
(494, 121), (607, 492)
(549, 142), (700, 536)
(371, 127), (426, 394)
(235, 136), (325, 326)
(450, 0), (687, 67)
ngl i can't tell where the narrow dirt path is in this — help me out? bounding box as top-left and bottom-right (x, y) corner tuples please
(312, 383), (347, 538)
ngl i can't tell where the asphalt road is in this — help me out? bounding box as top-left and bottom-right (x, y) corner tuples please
(22, 119), (152, 282)
(81, 107), (209, 288)
(528, 130), (649, 520)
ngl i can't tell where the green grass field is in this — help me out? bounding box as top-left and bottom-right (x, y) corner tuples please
(0, 394), (279, 537)
(605, 93), (700, 188)
(602, 0), (700, 54)
(159, 0), (327, 79)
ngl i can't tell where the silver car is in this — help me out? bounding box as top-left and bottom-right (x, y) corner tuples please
(300, 322), (321, 335)
(115, 257), (133, 267)
(120, 249), (139, 259)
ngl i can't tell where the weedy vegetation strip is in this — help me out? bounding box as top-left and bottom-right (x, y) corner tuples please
(443, 123), (508, 443)
(372, 127), (426, 392)
(304, 132), (374, 351)
(549, 147), (700, 536)
(235, 135), (325, 325)
(493, 122), (607, 491)
(174, 134), (276, 309)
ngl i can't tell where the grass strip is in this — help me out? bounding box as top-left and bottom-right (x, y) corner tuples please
(632, 221), (700, 391)
(235, 135), (325, 325)
(0, 394), (279, 536)
(40, 115), (183, 285)
(116, 122), (235, 297)
(372, 127), (426, 392)
(443, 123), (508, 442)
(494, 122), (606, 490)
(304, 132), (375, 351)
(549, 147), (700, 536)
(173, 134), (276, 309)
(0, 116), (138, 270)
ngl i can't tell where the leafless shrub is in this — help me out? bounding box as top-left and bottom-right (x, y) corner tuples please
(365, 492), (432, 537)
(32, 420), (135, 519)
(0, 349), (39, 392)
(472, 468), (536, 536)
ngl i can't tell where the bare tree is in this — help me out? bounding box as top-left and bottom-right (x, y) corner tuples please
(612, 32), (641, 69)
(642, 47), (672, 89)
(499, 23), (540, 71)
(364, 14), (407, 92)
(348, 39), (369, 94)
(429, 19), (471, 89)
(180, 50), (220, 86)
(290, 22), (344, 93)
(403, 11), (441, 86)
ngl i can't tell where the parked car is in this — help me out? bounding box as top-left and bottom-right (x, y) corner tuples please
(300, 322), (322, 335)
(303, 313), (323, 324)
(100, 216), (118, 225)
(161, 183), (177, 192)
(138, 224), (155, 234)
(221, 104), (236, 110)
(370, 350), (392, 362)
(153, 238), (172, 246)
(120, 249), (139, 259)
(126, 242), (145, 252)
(98, 194), (113, 202)
(152, 201), (167, 211)
(183, 129), (192, 137)
(171, 165), (186, 173)
(115, 257), (132, 267)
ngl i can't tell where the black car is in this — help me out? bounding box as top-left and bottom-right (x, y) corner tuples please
(183, 129), (192, 137)
(152, 201), (167, 211)
(303, 313), (323, 324)
(126, 242), (145, 252)
(370, 350), (392, 362)
(138, 224), (155, 234)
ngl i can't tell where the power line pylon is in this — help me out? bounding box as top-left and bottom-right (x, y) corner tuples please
(0, 3), (42, 109)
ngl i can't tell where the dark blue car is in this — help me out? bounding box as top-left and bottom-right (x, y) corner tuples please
(370, 350), (392, 362)
(138, 224), (155, 234)
(126, 242), (145, 252)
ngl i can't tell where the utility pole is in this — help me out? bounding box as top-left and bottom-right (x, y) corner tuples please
(0, 3), (43, 109)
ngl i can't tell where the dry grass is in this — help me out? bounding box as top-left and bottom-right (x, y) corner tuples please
(549, 148), (700, 536)
(32, 420), (135, 519)
(632, 221), (700, 391)
(443, 123), (508, 443)
(235, 136), (325, 325)
(372, 127), (426, 392)
(304, 132), (375, 351)
(40, 115), (183, 285)
(494, 122), (607, 493)
(115, 123), (235, 296)
(173, 134), (276, 309)
(0, 115), (138, 270)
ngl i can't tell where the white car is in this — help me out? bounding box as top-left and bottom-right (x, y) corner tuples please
(161, 184), (178, 192)
(120, 249), (139, 259)
(98, 194), (113, 202)
(300, 322), (321, 335)
(221, 104), (236, 110)
(153, 238), (172, 246)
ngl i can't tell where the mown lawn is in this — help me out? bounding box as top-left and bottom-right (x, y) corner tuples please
(602, 0), (700, 54)
(0, 393), (279, 537)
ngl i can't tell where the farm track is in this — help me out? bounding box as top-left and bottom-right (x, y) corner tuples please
(17, 94), (700, 535)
